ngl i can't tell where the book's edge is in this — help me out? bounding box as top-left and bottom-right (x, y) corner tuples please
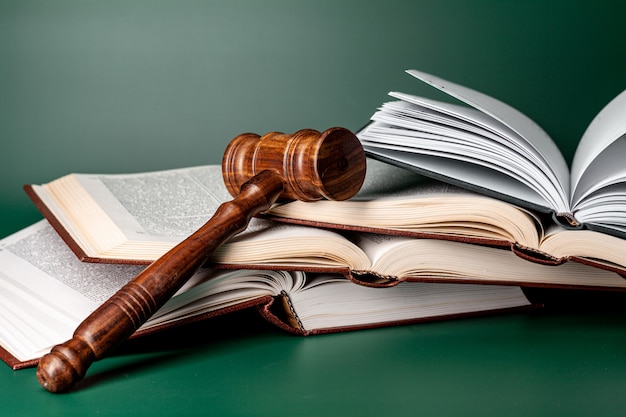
(508, 246), (626, 283)
(0, 347), (39, 370)
(259, 297), (541, 337)
(567, 256), (626, 280)
(380, 275), (626, 292)
(264, 214), (513, 248)
(213, 263), (350, 276)
(586, 222), (626, 242)
(217, 261), (626, 292)
(263, 215), (626, 286)
(2, 295), (275, 370)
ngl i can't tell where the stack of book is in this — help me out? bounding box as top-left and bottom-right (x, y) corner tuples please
(2, 69), (625, 370)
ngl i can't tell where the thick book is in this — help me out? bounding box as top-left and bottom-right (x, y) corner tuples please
(358, 69), (626, 239)
(0, 220), (532, 370)
(23, 163), (626, 290)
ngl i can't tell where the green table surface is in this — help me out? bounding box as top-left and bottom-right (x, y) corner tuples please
(2, 1), (626, 416)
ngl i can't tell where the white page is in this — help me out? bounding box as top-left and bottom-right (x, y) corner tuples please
(405, 69), (570, 212)
(388, 93), (545, 165)
(0, 221), (108, 360)
(374, 100), (540, 171)
(570, 87), (626, 201)
(74, 165), (229, 242)
(362, 124), (555, 206)
(379, 96), (559, 200)
(571, 180), (626, 234)
(363, 142), (551, 211)
(290, 276), (530, 330)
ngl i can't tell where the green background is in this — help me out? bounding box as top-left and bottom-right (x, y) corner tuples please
(2, 1), (626, 416)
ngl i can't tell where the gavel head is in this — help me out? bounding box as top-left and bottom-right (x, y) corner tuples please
(222, 127), (366, 202)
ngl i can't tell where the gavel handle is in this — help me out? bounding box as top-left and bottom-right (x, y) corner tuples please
(36, 170), (285, 393)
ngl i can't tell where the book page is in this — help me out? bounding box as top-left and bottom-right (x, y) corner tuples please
(363, 147), (551, 211)
(361, 70), (570, 213)
(351, 231), (626, 288)
(540, 225), (626, 268)
(0, 220), (308, 362)
(570, 138), (626, 217)
(146, 269), (306, 328)
(0, 221), (141, 361)
(340, 157), (465, 200)
(362, 124), (555, 206)
(406, 70), (569, 190)
(569, 89), (626, 229)
(348, 233), (409, 277)
(289, 274), (530, 331)
(269, 159), (542, 247)
(75, 165), (230, 242)
(571, 87), (626, 198)
(213, 220), (372, 270)
(383, 95), (549, 177)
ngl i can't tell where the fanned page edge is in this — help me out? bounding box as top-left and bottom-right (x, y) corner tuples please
(363, 69), (572, 216)
(360, 148), (555, 215)
(571, 87), (626, 195)
(405, 69), (570, 197)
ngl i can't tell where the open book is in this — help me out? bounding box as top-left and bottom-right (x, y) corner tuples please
(268, 159), (626, 277)
(359, 69), (626, 239)
(0, 220), (532, 369)
(23, 164), (626, 290)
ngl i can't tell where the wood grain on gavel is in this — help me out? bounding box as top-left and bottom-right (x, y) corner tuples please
(36, 127), (366, 393)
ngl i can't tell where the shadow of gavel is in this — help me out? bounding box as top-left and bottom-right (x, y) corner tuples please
(36, 127), (366, 393)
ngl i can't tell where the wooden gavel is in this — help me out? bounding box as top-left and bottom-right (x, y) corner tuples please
(36, 127), (366, 393)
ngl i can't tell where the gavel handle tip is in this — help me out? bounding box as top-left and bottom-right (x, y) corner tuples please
(36, 339), (95, 393)
(37, 353), (78, 393)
